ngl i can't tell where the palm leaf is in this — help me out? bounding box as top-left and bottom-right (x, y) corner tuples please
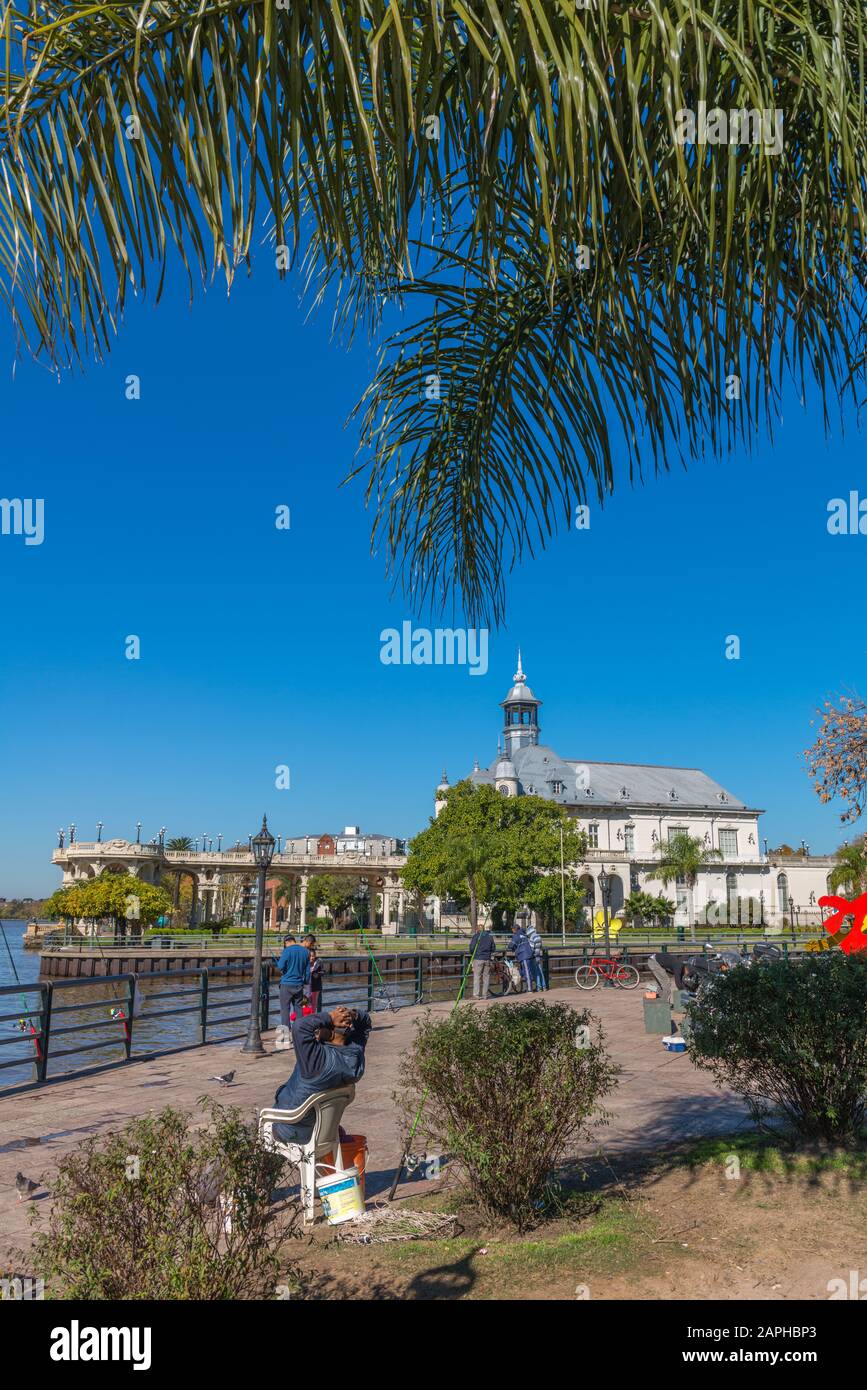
(0, 2), (865, 622)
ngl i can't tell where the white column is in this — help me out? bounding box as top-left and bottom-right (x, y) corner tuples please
(298, 874), (308, 931)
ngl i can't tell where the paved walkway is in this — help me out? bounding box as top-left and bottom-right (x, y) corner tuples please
(0, 986), (750, 1269)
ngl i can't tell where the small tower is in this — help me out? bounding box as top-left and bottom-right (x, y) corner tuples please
(494, 754), (519, 797)
(499, 649), (542, 756)
(434, 768), (450, 818)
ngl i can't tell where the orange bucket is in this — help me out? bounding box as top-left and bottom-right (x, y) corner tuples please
(322, 1134), (367, 1198)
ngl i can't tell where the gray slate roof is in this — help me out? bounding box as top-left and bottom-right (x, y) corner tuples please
(470, 743), (755, 811)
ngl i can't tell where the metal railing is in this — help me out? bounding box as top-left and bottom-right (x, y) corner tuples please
(49, 921), (824, 952)
(1, 937), (819, 1094)
(0, 964), (261, 1093)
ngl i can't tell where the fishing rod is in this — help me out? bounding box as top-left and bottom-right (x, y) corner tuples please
(0, 917), (43, 1063)
(386, 932), (480, 1202)
(351, 900), (400, 1012)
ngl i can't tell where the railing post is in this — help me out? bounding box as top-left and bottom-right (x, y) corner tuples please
(124, 977), (134, 1061)
(542, 948), (549, 989)
(415, 952), (423, 1003)
(200, 969), (208, 1043)
(367, 955), (375, 1012)
(37, 983), (52, 1084)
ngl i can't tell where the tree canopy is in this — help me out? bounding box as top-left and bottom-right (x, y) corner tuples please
(402, 780), (586, 928)
(45, 875), (172, 929)
(806, 693), (867, 825)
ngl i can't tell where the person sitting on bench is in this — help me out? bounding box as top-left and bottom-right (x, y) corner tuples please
(272, 1005), (371, 1145)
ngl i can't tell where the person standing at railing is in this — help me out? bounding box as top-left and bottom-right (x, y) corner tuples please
(273, 935), (311, 1040)
(467, 925), (495, 999)
(508, 924), (535, 993)
(525, 922), (546, 992)
(305, 939), (323, 1012)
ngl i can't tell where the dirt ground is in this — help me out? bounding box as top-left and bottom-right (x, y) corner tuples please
(288, 1145), (867, 1301)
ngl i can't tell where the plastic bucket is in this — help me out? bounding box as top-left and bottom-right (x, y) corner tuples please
(322, 1135), (367, 1198)
(316, 1164), (364, 1224)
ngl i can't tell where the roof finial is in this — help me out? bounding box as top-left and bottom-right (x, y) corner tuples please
(514, 647), (525, 682)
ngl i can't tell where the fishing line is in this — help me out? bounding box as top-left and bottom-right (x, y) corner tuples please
(389, 939), (480, 1200)
(0, 917), (43, 1062)
(351, 901), (400, 1012)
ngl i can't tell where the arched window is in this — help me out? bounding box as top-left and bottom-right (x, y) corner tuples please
(777, 871), (789, 918)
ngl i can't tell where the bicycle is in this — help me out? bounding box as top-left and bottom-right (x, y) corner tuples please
(486, 953), (523, 997)
(574, 956), (640, 990)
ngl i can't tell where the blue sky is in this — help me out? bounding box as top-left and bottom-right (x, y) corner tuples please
(0, 259), (862, 896)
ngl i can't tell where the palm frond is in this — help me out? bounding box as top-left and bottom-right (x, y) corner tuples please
(0, 3), (866, 622)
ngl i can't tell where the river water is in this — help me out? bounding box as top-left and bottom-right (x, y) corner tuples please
(0, 921), (429, 1090)
(0, 920), (262, 1090)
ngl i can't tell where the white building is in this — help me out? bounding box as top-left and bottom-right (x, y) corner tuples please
(435, 653), (836, 932)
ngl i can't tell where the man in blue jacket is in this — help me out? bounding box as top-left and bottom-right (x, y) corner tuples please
(272, 1005), (371, 1144)
(508, 924), (535, 993)
(273, 935), (311, 1030)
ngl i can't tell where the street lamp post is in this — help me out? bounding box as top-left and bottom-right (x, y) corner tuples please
(96, 822), (103, 843)
(789, 894), (796, 937)
(759, 890), (765, 928)
(241, 815), (276, 1056)
(559, 822), (567, 946)
(598, 867), (612, 958)
(135, 822), (142, 844)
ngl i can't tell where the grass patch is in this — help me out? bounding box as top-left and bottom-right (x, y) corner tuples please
(380, 1198), (646, 1280)
(678, 1132), (867, 1180)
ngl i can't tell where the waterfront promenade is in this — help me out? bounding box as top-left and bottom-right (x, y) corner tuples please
(0, 986), (750, 1275)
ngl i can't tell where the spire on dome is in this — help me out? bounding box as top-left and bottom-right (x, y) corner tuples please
(514, 648), (525, 682)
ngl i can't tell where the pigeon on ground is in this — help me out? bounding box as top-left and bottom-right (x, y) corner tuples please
(211, 1071), (235, 1087)
(15, 1172), (39, 1201)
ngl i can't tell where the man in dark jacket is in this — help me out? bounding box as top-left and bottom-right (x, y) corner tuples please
(468, 926), (495, 999)
(509, 925), (535, 993)
(273, 1005), (371, 1145)
(273, 935), (311, 1029)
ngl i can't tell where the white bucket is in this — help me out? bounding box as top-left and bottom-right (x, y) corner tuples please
(316, 1163), (364, 1224)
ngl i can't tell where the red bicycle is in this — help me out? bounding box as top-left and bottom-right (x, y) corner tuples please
(574, 956), (640, 990)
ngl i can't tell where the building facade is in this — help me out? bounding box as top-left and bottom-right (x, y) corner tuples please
(435, 653), (836, 931)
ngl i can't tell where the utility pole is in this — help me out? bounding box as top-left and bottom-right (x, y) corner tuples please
(559, 822), (567, 946)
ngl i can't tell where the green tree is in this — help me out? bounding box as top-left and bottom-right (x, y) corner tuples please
(305, 874), (356, 929)
(164, 836), (194, 910)
(44, 876), (171, 935)
(1, 7), (865, 623)
(651, 834), (722, 942)
(523, 872), (586, 935)
(624, 891), (678, 932)
(402, 781), (586, 932)
(827, 840), (867, 896)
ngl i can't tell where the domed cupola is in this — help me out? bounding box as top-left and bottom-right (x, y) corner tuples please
(494, 755), (519, 797)
(499, 649), (542, 756)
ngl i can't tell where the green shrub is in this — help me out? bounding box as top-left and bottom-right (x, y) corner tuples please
(688, 953), (867, 1143)
(31, 1102), (302, 1299)
(397, 1001), (618, 1231)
